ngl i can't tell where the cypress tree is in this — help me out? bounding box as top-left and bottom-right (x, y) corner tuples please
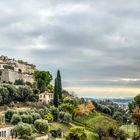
(57, 70), (62, 100)
(54, 78), (59, 107)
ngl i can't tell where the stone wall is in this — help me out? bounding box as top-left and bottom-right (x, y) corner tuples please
(0, 69), (34, 83)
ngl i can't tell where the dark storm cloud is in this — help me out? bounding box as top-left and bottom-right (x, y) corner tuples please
(0, 0), (140, 89)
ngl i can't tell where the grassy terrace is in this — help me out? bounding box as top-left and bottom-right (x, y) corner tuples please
(49, 122), (99, 140)
(74, 112), (120, 130)
(120, 125), (139, 138)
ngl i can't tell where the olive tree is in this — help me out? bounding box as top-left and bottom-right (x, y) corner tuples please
(5, 109), (17, 122)
(34, 119), (49, 133)
(11, 114), (22, 125)
(14, 122), (33, 139)
(17, 86), (33, 102)
(59, 111), (72, 123)
(0, 86), (9, 104)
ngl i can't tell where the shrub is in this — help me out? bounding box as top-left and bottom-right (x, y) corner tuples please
(14, 79), (24, 85)
(44, 113), (54, 122)
(59, 111), (72, 123)
(50, 128), (62, 137)
(34, 119), (49, 133)
(21, 114), (33, 124)
(113, 112), (123, 122)
(60, 103), (75, 114)
(102, 106), (112, 115)
(11, 114), (22, 125)
(0, 86), (9, 104)
(31, 113), (41, 123)
(76, 101), (95, 116)
(5, 109), (17, 122)
(14, 122), (33, 139)
(50, 107), (59, 121)
(66, 127), (87, 140)
(17, 86), (33, 102)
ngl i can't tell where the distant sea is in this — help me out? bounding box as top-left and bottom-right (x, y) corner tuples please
(84, 97), (133, 105)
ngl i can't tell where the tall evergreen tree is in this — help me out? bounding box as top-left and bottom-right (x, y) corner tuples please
(57, 70), (62, 100)
(54, 78), (59, 107)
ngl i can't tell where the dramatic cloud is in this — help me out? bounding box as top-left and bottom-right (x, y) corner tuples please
(0, 0), (140, 98)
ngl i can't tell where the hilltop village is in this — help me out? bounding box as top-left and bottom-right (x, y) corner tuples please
(0, 55), (36, 83)
(0, 55), (139, 140)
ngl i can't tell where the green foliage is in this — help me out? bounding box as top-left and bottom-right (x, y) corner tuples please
(113, 112), (123, 122)
(129, 94), (140, 112)
(34, 70), (52, 92)
(3, 65), (14, 70)
(32, 88), (40, 94)
(38, 107), (50, 118)
(31, 113), (41, 123)
(57, 70), (62, 100)
(95, 126), (107, 140)
(47, 84), (54, 93)
(21, 114), (33, 124)
(14, 79), (25, 85)
(2, 84), (17, 103)
(117, 129), (127, 140)
(66, 127), (87, 140)
(54, 78), (59, 107)
(63, 97), (79, 106)
(0, 86), (9, 104)
(25, 81), (32, 87)
(50, 107), (59, 121)
(11, 114), (22, 125)
(34, 119), (49, 133)
(5, 109), (17, 122)
(102, 106), (112, 115)
(17, 86), (33, 102)
(14, 122), (33, 138)
(44, 113), (54, 122)
(60, 103), (75, 114)
(74, 112), (119, 131)
(134, 94), (140, 107)
(59, 111), (72, 123)
(50, 128), (62, 138)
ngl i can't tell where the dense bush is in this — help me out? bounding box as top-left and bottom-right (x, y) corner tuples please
(63, 97), (79, 106)
(14, 122), (33, 139)
(113, 112), (123, 122)
(14, 79), (25, 85)
(50, 128), (62, 138)
(17, 86), (33, 102)
(66, 127), (87, 140)
(60, 103), (75, 114)
(50, 107), (59, 121)
(31, 113), (41, 123)
(5, 109), (17, 122)
(34, 119), (49, 133)
(0, 86), (9, 104)
(11, 114), (22, 125)
(44, 113), (54, 122)
(59, 111), (72, 123)
(2, 84), (17, 103)
(21, 114), (33, 124)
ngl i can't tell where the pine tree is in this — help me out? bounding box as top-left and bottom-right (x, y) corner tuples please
(57, 70), (62, 100)
(54, 78), (59, 107)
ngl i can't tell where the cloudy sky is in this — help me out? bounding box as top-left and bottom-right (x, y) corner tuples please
(0, 0), (140, 98)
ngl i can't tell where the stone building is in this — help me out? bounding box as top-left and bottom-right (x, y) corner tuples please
(0, 55), (36, 83)
(39, 92), (53, 104)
